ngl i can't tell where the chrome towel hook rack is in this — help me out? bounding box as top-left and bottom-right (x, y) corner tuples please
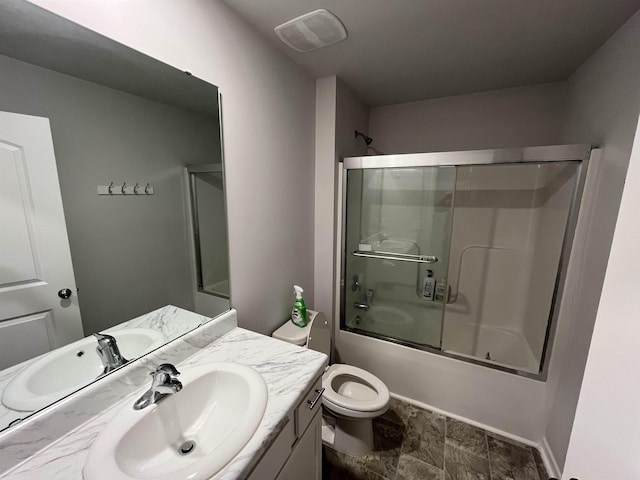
(97, 182), (154, 196)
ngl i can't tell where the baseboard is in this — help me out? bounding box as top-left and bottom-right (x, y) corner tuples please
(539, 436), (561, 479)
(391, 392), (561, 478)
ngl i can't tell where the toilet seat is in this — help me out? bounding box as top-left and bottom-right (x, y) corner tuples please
(322, 364), (389, 417)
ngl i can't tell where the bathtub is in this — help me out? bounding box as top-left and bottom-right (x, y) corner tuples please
(442, 320), (539, 373)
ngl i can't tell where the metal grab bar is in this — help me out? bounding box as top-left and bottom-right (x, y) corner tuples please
(352, 250), (438, 264)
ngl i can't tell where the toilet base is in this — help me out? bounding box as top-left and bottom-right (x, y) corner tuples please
(322, 413), (374, 456)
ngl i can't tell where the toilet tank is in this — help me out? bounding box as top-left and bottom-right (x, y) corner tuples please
(272, 310), (331, 356)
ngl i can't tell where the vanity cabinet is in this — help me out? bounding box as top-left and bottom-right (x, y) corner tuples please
(276, 407), (321, 480)
(248, 376), (323, 480)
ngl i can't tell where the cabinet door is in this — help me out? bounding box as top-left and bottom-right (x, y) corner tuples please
(277, 409), (321, 480)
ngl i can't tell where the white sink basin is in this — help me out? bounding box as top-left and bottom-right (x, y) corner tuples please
(2, 328), (167, 412)
(83, 363), (268, 480)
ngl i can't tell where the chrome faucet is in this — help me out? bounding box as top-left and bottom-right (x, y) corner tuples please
(93, 332), (129, 375)
(133, 363), (182, 410)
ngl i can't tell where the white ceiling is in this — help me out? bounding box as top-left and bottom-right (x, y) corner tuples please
(222, 0), (640, 107)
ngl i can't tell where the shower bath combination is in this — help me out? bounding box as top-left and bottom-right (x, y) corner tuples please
(338, 144), (591, 378)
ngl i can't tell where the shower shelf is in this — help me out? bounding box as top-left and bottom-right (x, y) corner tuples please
(352, 251), (438, 264)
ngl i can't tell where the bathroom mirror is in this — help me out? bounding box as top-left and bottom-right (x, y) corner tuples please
(0, 0), (230, 431)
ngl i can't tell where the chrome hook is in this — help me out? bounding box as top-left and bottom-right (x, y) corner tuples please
(144, 183), (151, 194)
(121, 182), (126, 194)
(133, 182), (140, 195)
(108, 181), (114, 194)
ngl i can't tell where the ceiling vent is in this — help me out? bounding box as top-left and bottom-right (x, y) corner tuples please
(274, 9), (347, 53)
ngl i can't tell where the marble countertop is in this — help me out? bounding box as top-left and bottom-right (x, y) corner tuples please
(0, 305), (206, 431)
(1, 326), (328, 480)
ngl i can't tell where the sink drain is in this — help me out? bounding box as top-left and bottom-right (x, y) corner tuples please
(178, 440), (196, 456)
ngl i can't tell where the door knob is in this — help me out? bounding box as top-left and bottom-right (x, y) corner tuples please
(58, 288), (72, 299)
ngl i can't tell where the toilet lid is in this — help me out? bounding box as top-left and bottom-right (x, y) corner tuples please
(272, 320), (310, 346)
(307, 311), (330, 356)
(322, 363), (390, 412)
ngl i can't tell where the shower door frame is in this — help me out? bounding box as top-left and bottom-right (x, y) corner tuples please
(338, 144), (593, 380)
(187, 163), (231, 300)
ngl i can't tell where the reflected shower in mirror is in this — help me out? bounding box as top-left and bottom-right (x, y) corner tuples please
(188, 165), (230, 300)
(0, 0), (230, 431)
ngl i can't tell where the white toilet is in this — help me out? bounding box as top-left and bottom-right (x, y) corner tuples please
(273, 310), (390, 455)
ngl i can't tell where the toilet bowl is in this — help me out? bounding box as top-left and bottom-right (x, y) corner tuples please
(272, 310), (390, 455)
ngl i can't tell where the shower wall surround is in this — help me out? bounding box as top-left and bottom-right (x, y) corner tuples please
(441, 162), (579, 374)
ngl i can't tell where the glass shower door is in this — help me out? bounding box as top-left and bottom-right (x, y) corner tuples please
(342, 166), (456, 348)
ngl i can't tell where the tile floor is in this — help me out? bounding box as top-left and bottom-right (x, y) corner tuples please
(322, 398), (550, 480)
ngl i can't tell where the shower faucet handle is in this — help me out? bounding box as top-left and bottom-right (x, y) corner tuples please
(351, 275), (361, 292)
(353, 302), (369, 311)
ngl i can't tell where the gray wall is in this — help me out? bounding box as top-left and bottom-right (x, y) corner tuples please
(30, 0), (317, 337)
(0, 54), (221, 334)
(314, 76), (368, 326)
(544, 8), (640, 471)
(368, 82), (567, 154)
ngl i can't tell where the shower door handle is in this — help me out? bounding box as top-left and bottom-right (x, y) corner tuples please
(352, 250), (438, 264)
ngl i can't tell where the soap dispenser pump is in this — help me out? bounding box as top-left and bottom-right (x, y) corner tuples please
(291, 285), (308, 327)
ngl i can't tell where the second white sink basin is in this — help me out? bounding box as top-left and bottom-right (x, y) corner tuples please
(83, 363), (268, 480)
(2, 328), (167, 412)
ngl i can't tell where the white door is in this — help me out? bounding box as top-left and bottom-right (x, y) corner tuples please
(0, 111), (83, 370)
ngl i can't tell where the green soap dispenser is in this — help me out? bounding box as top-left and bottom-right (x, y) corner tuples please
(291, 285), (307, 327)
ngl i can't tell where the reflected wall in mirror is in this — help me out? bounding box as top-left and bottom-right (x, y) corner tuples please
(0, 0), (230, 431)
